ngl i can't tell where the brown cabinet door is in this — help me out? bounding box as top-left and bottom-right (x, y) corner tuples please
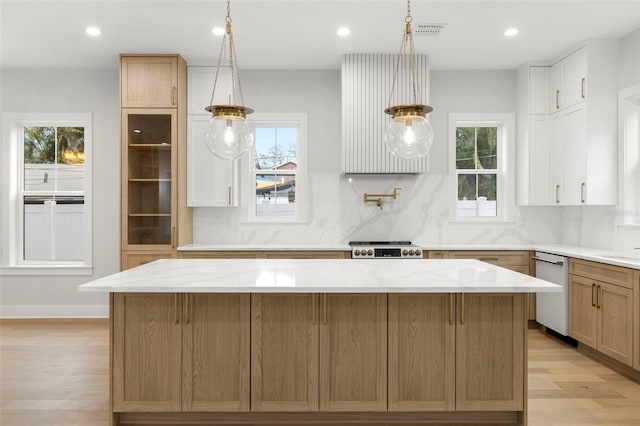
(319, 293), (387, 411)
(182, 294), (250, 411)
(388, 294), (455, 411)
(121, 56), (178, 108)
(113, 293), (181, 412)
(251, 294), (318, 411)
(568, 274), (598, 348)
(597, 282), (633, 366)
(121, 251), (174, 270)
(456, 293), (525, 411)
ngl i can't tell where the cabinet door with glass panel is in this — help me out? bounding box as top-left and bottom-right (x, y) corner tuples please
(122, 109), (177, 250)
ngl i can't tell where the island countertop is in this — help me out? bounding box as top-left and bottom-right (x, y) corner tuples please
(78, 258), (561, 293)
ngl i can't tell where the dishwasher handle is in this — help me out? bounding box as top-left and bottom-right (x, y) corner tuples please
(531, 256), (564, 266)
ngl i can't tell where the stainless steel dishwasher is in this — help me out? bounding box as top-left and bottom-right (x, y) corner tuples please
(534, 251), (569, 336)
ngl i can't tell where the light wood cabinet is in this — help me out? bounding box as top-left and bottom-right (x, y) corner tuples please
(388, 294), (455, 411)
(456, 293), (525, 411)
(182, 294), (250, 411)
(251, 294), (318, 411)
(569, 259), (635, 366)
(320, 293), (387, 411)
(634, 271), (640, 371)
(121, 56), (179, 108)
(120, 54), (191, 270)
(113, 293), (182, 412)
(113, 293), (250, 413)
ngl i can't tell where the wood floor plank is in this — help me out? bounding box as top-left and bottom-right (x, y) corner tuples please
(1, 320), (639, 425)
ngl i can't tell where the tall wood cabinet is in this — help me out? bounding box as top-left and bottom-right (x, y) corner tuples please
(120, 54), (191, 270)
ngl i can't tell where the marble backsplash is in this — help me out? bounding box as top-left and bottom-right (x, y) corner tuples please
(192, 172), (565, 247)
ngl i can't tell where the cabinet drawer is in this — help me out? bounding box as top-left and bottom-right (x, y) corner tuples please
(447, 251), (529, 267)
(569, 258), (634, 289)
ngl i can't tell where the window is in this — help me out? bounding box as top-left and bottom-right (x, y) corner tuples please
(619, 85), (640, 226)
(1, 113), (92, 273)
(449, 113), (514, 220)
(247, 113), (307, 222)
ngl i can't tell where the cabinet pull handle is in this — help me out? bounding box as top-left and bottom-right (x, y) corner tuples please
(228, 186), (232, 206)
(596, 285), (601, 309)
(449, 293), (454, 325)
(555, 185), (560, 204)
(556, 90), (560, 109)
(460, 293), (465, 325)
(591, 283), (596, 307)
(172, 86), (176, 106)
(185, 293), (190, 324)
(172, 226), (176, 249)
(312, 293), (316, 325)
(581, 182), (586, 203)
(323, 294), (327, 324)
(174, 294), (179, 324)
(479, 257), (499, 262)
(581, 78), (586, 99)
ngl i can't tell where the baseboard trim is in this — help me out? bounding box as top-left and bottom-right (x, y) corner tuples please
(0, 304), (108, 318)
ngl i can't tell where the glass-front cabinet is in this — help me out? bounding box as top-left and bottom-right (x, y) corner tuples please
(122, 109), (177, 249)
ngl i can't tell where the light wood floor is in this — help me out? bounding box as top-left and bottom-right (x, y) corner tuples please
(0, 320), (639, 426)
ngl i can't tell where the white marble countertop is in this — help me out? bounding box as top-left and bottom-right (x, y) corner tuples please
(178, 244), (350, 251)
(78, 259), (561, 293)
(178, 243), (640, 270)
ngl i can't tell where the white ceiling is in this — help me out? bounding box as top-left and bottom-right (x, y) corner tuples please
(1, 0), (639, 70)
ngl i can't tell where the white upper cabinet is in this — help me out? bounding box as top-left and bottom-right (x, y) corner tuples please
(517, 40), (618, 206)
(551, 47), (588, 112)
(186, 67), (239, 207)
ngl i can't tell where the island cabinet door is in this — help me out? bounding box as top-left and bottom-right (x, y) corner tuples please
(112, 293), (182, 412)
(182, 294), (250, 411)
(319, 293), (387, 411)
(455, 293), (525, 411)
(251, 294), (319, 411)
(388, 293), (455, 411)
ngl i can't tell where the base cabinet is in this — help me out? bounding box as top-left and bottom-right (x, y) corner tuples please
(569, 259), (635, 367)
(112, 291), (527, 424)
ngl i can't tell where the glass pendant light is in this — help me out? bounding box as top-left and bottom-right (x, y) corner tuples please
(204, 0), (254, 160)
(384, 0), (434, 160)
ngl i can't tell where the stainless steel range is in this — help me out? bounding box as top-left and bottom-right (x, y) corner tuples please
(349, 241), (423, 259)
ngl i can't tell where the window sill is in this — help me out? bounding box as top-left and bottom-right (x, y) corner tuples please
(0, 265), (94, 276)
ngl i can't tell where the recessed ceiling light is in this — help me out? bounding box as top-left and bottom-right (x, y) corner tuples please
(504, 28), (519, 37)
(85, 26), (101, 36)
(212, 27), (225, 36)
(337, 27), (351, 37)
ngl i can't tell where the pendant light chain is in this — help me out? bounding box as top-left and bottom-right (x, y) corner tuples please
(387, 0), (422, 108)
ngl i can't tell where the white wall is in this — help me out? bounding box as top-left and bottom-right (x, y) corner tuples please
(193, 69), (563, 246)
(560, 29), (640, 252)
(0, 69), (119, 317)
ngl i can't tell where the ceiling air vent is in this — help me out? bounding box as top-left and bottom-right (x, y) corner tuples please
(414, 23), (447, 37)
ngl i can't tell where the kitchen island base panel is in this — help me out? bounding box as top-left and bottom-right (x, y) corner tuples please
(115, 411), (525, 425)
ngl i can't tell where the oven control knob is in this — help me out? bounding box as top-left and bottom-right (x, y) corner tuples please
(415, 249), (422, 257)
(409, 249), (415, 255)
(354, 250), (360, 256)
(402, 249), (409, 256)
(367, 249), (373, 256)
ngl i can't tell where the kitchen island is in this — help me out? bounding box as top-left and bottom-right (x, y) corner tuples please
(79, 258), (560, 426)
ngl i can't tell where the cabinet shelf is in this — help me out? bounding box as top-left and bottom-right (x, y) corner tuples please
(129, 178), (172, 182)
(129, 144), (172, 148)
(129, 213), (171, 217)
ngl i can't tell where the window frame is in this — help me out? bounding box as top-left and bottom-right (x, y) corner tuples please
(449, 113), (515, 222)
(618, 84), (640, 228)
(242, 113), (308, 223)
(1, 113), (93, 275)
